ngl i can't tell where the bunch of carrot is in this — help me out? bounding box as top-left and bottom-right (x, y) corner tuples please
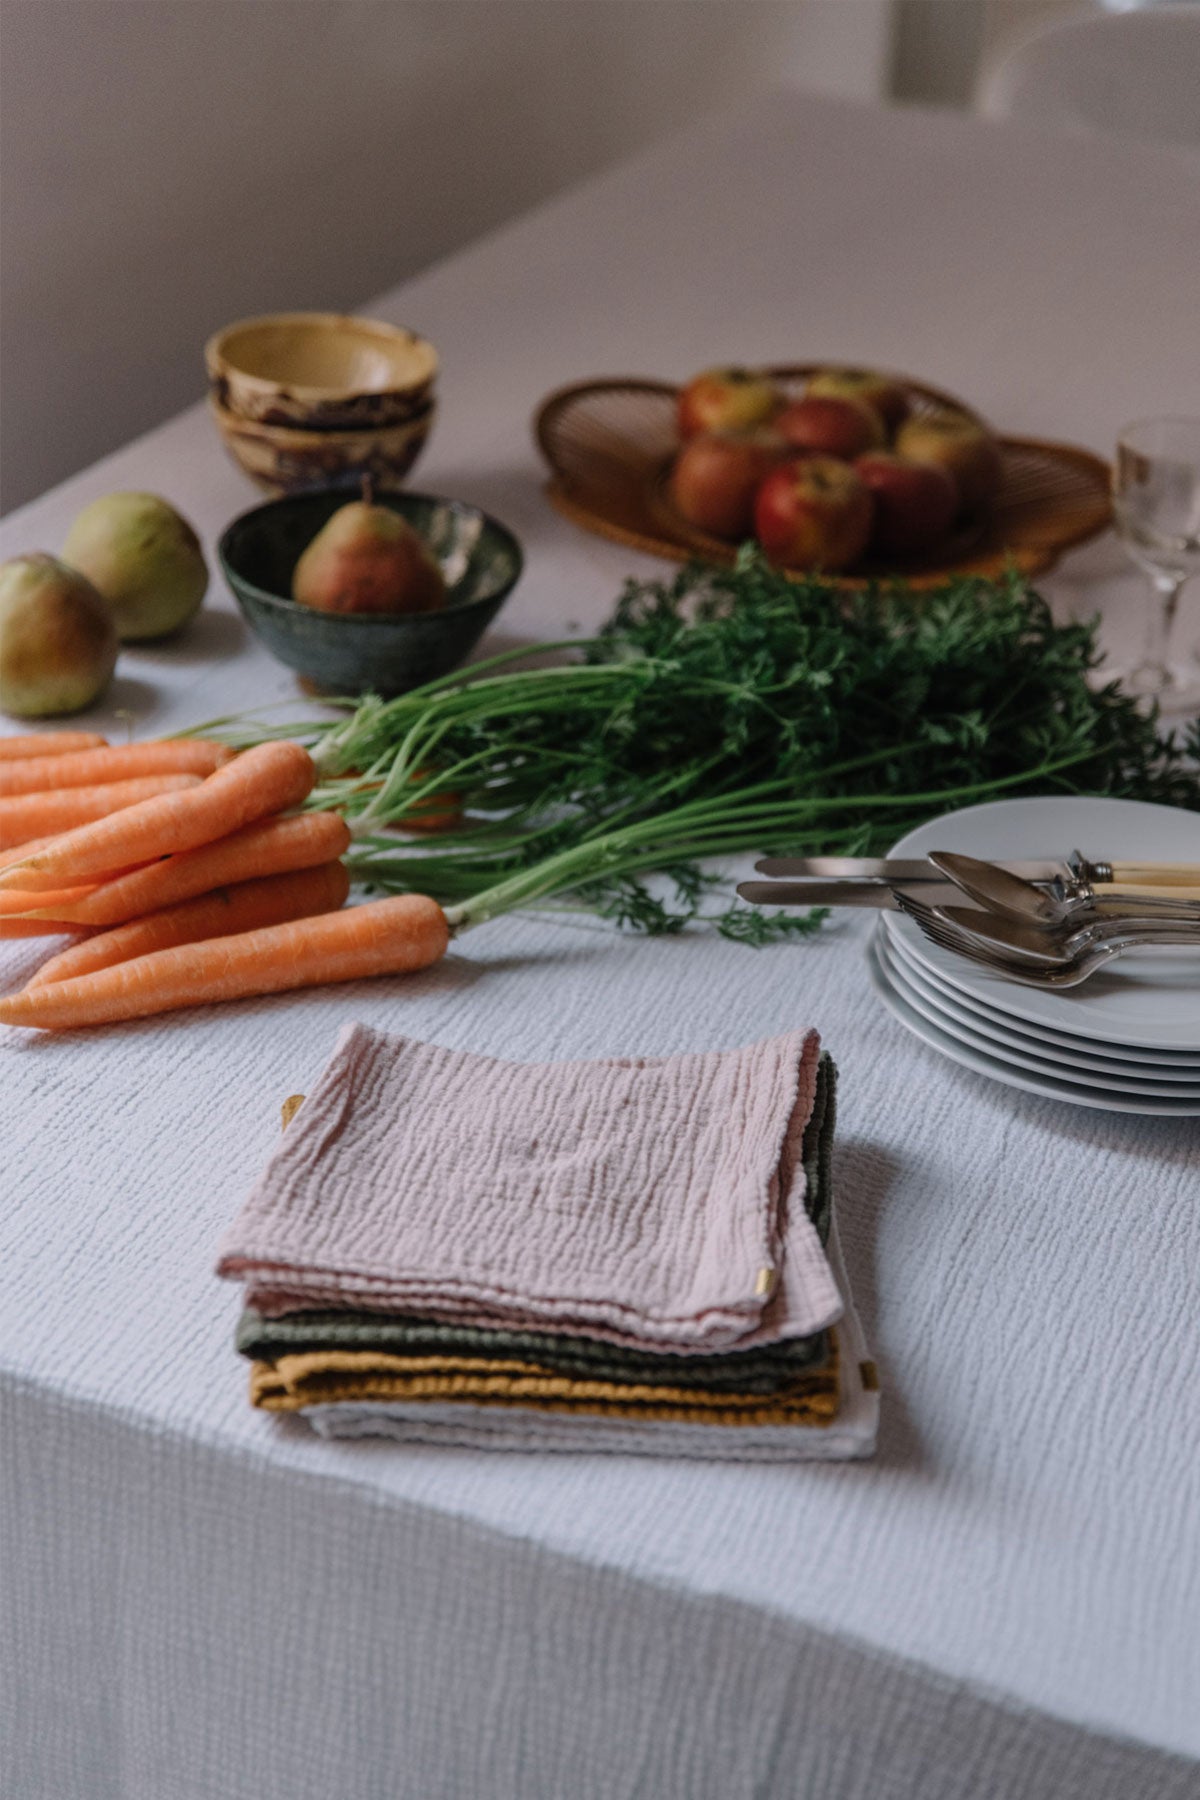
(0, 731), (449, 1031)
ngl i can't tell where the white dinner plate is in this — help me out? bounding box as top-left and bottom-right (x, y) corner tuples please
(875, 931), (1200, 1097)
(880, 796), (1200, 1052)
(884, 918), (1200, 1070)
(867, 936), (1200, 1116)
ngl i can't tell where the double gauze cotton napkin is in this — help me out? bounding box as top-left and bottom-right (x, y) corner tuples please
(237, 1311), (833, 1391)
(246, 1340), (842, 1420)
(298, 1221), (877, 1462)
(217, 1023), (843, 1350)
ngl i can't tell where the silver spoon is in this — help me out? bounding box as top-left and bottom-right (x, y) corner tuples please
(928, 850), (1200, 928)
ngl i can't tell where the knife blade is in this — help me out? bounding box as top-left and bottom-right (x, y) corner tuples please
(736, 880), (970, 910)
(753, 856), (1067, 882)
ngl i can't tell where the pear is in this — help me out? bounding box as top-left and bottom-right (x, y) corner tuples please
(63, 492), (208, 641)
(292, 489), (445, 616)
(0, 554), (118, 718)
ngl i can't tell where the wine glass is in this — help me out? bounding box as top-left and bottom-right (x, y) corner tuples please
(1112, 418), (1200, 712)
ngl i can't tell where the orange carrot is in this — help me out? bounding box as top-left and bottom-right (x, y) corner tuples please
(403, 806), (462, 834)
(345, 768), (463, 834)
(404, 767), (463, 833)
(0, 739), (232, 796)
(404, 793), (464, 833)
(0, 883), (100, 917)
(29, 863), (351, 987)
(1, 919), (84, 939)
(0, 834), (56, 871)
(0, 741), (314, 887)
(4, 862), (154, 893)
(27, 809), (351, 927)
(0, 828), (156, 892)
(0, 731), (107, 761)
(0, 894), (449, 1029)
(0, 775), (202, 853)
(0, 835), (151, 891)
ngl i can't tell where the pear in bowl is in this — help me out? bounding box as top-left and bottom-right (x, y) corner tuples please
(219, 486), (523, 698)
(292, 486), (445, 616)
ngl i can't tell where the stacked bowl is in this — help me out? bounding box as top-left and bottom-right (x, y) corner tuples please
(869, 795), (1200, 1116)
(205, 312), (437, 494)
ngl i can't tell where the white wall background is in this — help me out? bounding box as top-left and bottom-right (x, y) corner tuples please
(0, 0), (895, 513)
(2, 0), (1128, 512)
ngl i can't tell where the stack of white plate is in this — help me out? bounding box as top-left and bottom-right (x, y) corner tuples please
(868, 795), (1200, 1116)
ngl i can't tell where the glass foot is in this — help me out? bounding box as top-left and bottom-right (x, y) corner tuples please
(1114, 659), (1200, 717)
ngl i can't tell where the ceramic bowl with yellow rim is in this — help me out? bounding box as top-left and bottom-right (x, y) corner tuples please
(209, 393), (435, 495)
(205, 312), (438, 431)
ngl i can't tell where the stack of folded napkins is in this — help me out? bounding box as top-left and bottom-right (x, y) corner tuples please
(216, 1024), (878, 1460)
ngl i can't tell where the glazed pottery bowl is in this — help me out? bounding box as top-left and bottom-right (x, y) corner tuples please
(209, 393), (435, 495)
(218, 487), (523, 697)
(206, 312), (437, 430)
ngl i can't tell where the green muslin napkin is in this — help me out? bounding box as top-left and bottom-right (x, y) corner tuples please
(239, 1312), (832, 1392)
(237, 1055), (838, 1396)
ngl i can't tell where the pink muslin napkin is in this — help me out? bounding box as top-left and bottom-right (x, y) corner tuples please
(217, 1023), (843, 1351)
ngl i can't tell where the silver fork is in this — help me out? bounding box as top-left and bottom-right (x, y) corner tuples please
(894, 892), (1200, 989)
(897, 889), (1200, 966)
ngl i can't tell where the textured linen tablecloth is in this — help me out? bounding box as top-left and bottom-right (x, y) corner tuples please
(3, 89), (1200, 1800)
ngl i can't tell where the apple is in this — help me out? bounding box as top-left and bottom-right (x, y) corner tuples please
(854, 452), (959, 558)
(677, 367), (779, 439)
(894, 411), (1003, 515)
(753, 457), (874, 573)
(806, 367), (910, 430)
(776, 394), (885, 461)
(669, 428), (788, 540)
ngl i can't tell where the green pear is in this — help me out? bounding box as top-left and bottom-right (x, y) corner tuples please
(292, 496), (445, 615)
(63, 492), (208, 641)
(0, 554), (118, 718)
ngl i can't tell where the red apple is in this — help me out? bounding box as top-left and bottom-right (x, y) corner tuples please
(894, 411), (1003, 515)
(854, 451), (959, 558)
(776, 394), (885, 460)
(806, 367), (910, 430)
(669, 428), (788, 540)
(753, 457), (874, 573)
(677, 367), (779, 439)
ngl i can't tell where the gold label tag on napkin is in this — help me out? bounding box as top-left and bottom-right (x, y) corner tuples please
(280, 1094), (306, 1131)
(754, 1266), (776, 1297)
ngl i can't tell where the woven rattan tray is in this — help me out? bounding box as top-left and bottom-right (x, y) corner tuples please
(535, 369), (1112, 588)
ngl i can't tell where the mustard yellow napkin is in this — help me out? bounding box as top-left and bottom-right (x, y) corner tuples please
(249, 1336), (841, 1426)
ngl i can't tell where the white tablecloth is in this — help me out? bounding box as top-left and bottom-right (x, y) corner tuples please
(3, 90), (1199, 1800)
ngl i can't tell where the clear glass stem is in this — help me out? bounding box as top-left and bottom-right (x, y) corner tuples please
(1128, 571), (1185, 695)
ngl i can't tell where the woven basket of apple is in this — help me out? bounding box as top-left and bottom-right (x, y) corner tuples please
(535, 365), (1112, 589)
(218, 481), (523, 698)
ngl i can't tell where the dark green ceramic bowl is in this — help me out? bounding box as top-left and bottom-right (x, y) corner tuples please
(218, 487), (523, 697)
